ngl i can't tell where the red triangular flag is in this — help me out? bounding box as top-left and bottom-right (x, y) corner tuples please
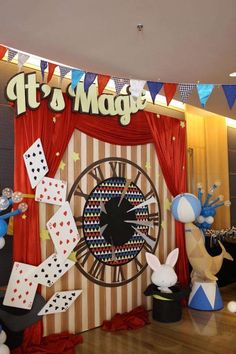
(47, 63), (57, 83)
(97, 74), (111, 95)
(164, 83), (177, 106)
(0, 45), (7, 60)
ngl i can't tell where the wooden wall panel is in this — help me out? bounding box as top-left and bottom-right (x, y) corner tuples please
(40, 130), (175, 335)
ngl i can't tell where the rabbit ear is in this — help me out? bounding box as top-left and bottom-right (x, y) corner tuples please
(165, 248), (179, 267)
(145, 252), (161, 271)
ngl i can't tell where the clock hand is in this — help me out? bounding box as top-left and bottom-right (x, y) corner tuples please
(100, 200), (107, 214)
(100, 224), (108, 235)
(132, 226), (156, 249)
(117, 179), (132, 207)
(124, 219), (154, 228)
(127, 196), (156, 213)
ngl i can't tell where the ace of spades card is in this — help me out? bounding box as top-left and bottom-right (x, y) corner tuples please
(23, 138), (49, 189)
(38, 290), (82, 316)
(3, 262), (38, 310)
(35, 177), (67, 206)
(47, 202), (80, 262)
(31, 253), (74, 287)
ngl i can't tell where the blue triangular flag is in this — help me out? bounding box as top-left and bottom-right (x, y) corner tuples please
(71, 69), (85, 90)
(197, 84), (214, 107)
(147, 81), (163, 103)
(40, 60), (48, 81)
(222, 85), (236, 109)
(84, 72), (97, 93)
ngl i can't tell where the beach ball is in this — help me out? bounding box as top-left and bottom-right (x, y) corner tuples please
(171, 193), (201, 223)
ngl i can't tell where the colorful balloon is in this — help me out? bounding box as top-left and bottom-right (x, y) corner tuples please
(0, 197), (9, 211)
(171, 193), (202, 223)
(12, 191), (23, 203)
(2, 188), (13, 199)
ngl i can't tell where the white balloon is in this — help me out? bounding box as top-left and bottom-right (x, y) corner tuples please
(0, 330), (6, 344)
(227, 301), (236, 313)
(0, 344), (10, 354)
(0, 238), (5, 250)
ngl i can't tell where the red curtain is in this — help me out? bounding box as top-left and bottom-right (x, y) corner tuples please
(145, 113), (189, 285)
(14, 95), (188, 347)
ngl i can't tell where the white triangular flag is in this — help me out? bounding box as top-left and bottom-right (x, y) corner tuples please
(18, 53), (30, 71)
(130, 79), (146, 98)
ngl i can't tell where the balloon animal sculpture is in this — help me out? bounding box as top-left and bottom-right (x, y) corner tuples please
(171, 182), (233, 283)
(0, 188), (28, 250)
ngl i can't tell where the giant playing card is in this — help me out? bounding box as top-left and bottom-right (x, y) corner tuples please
(31, 253), (74, 287)
(47, 202), (80, 262)
(35, 177), (67, 206)
(3, 262), (38, 310)
(38, 290), (82, 316)
(23, 138), (48, 188)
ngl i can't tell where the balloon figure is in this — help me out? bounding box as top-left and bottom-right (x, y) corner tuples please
(194, 181), (231, 233)
(0, 324), (10, 354)
(0, 188), (28, 250)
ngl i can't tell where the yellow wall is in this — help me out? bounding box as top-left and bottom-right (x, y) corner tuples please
(185, 104), (230, 229)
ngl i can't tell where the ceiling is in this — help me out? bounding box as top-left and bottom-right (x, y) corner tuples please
(1, 0), (236, 118)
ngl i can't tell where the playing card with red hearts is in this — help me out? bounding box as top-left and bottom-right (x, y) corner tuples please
(46, 202), (80, 262)
(3, 262), (38, 310)
(35, 177), (67, 206)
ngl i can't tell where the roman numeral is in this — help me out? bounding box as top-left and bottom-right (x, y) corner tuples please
(74, 215), (83, 230)
(134, 258), (144, 272)
(88, 259), (106, 281)
(109, 161), (126, 177)
(112, 266), (125, 283)
(149, 212), (159, 226)
(88, 165), (104, 184)
(74, 238), (90, 267)
(74, 184), (89, 200)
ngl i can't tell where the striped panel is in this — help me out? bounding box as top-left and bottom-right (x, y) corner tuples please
(39, 130), (175, 335)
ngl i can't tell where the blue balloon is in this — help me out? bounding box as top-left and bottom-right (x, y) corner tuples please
(0, 219), (7, 237)
(171, 193), (202, 223)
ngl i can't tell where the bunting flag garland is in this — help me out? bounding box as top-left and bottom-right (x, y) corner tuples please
(59, 65), (71, 81)
(0, 45), (7, 60)
(130, 79), (146, 98)
(97, 74), (111, 95)
(71, 69), (84, 90)
(84, 72), (97, 93)
(18, 53), (30, 71)
(164, 83), (178, 106)
(222, 85), (236, 110)
(146, 81), (163, 103)
(7, 49), (17, 62)
(113, 77), (130, 95)
(47, 63), (57, 83)
(1, 45), (236, 112)
(40, 60), (48, 81)
(179, 84), (196, 103)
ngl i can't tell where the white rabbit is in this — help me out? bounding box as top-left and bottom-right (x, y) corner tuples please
(145, 248), (179, 293)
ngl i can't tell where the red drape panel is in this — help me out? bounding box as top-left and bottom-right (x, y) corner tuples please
(14, 95), (188, 348)
(14, 100), (75, 346)
(145, 112), (189, 285)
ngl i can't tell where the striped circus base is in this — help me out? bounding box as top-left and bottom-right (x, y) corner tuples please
(39, 130), (175, 335)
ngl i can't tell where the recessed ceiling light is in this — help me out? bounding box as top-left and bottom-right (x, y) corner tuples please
(229, 72), (236, 77)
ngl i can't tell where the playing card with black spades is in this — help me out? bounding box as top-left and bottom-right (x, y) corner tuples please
(47, 202), (80, 262)
(23, 138), (49, 188)
(37, 290), (82, 316)
(31, 253), (74, 287)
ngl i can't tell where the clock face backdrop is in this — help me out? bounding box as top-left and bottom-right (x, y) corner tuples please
(67, 157), (161, 287)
